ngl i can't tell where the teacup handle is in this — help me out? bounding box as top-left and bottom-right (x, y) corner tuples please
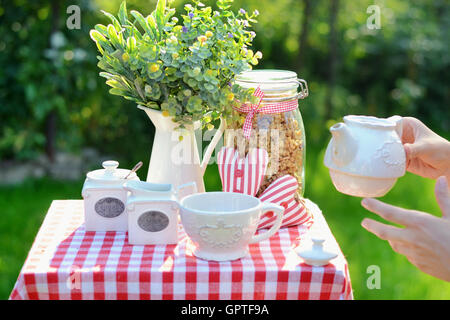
(250, 202), (284, 244)
(176, 182), (197, 200)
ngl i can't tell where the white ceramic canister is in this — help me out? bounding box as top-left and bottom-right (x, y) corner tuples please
(124, 180), (197, 245)
(82, 160), (140, 231)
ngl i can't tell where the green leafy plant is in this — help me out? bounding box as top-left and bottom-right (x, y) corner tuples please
(90, 0), (261, 128)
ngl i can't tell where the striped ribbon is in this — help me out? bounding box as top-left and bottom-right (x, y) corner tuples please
(232, 87), (299, 139)
(217, 147), (313, 230)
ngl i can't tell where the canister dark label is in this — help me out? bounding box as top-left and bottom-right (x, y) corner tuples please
(94, 197), (125, 218)
(138, 211), (169, 232)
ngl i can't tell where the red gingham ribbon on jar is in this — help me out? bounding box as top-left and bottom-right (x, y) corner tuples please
(232, 87), (299, 139)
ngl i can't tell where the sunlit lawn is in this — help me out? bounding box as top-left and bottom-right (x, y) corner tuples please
(1, 146), (450, 299)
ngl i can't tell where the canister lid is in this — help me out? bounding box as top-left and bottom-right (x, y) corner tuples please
(86, 160), (137, 183)
(235, 69), (308, 101)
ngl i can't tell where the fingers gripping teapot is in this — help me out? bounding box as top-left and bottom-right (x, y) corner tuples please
(324, 115), (406, 197)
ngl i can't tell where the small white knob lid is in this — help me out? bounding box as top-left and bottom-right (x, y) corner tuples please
(311, 237), (325, 250)
(102, 160), (119, 175)
(296, 236), (338, 267)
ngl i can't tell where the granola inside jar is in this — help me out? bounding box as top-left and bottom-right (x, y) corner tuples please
(224, 70), (308, 199)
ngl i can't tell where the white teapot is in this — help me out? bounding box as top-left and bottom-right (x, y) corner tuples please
(324, 115), (406, 197)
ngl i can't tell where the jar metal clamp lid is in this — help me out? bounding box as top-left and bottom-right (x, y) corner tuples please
(234, 69), (309, 103)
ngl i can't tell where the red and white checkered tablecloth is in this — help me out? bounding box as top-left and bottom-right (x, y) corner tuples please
(9, 199), (352, 300)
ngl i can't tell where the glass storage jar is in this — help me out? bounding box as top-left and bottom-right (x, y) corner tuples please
(224, 69), (308, 199)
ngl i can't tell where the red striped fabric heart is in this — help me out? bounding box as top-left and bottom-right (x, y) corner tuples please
(257, 175), (313, 229)
(217, 147), (313, 230)
(217, 147), (268, 196)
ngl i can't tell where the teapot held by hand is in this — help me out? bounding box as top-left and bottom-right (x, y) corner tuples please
(324, 115), (406, 197)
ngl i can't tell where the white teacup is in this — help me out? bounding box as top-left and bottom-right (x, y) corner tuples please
(179, 192), (284, 261)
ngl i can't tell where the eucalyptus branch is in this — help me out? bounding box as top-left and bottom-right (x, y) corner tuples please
(90, 0), (262, 128)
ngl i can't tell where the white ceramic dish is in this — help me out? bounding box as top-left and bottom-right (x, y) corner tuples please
(179, 192), (284, 261)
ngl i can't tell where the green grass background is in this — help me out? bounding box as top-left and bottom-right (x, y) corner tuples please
(1, 146), (450, 299)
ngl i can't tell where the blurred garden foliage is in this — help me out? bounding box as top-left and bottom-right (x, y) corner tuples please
(0, 0), (448, 162)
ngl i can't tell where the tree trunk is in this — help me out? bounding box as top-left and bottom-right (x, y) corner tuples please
(297, 0), (312, 72)
(325, 0), (339, 120)
(45, 0), (60, 162)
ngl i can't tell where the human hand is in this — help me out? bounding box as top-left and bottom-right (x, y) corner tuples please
(361, 176), (450, 282)
(401, 117), (450, 180)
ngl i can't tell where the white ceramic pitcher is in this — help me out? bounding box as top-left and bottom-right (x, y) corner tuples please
(139, 106), (225, 193)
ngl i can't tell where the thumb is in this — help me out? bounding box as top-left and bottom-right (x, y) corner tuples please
(404, 141), (427, 159)
(435, 176), (450, 218)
